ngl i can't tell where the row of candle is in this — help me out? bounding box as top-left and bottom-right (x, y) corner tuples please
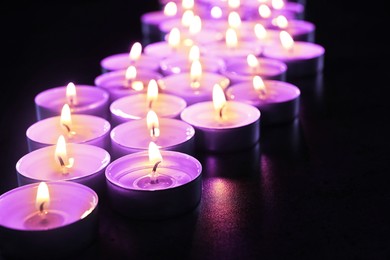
(0, 0), (324, 258)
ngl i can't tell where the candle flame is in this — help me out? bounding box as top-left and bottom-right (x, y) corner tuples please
(66, 82), (77, 106)
(190, 59), (202, 89)
(225, 28), (238, 48)
(272, 0), (285, 10)
(213, 84), (226, 119)
(147, 79), (159, 108)
(258, 4), (271, 18)
(146, 110), (160, 139)
(228, 11), (241, 29)
(228, 0), (240, 9)
(273, 15), (288, 29)
(125, 65), (137, 81)
(253, 75), (267, 95)
(247, 54), (259, 68)
(254, 23), (267, 40)
(129, 42), (142, 62)
(36, 182), (50, 213)
(148, 141), (163, 184)
(182, 0), (194, 10)
(181, 10), (194, 28)
(164, 1), (178, 16)
(168, 27), (181, 49)
(189, 45), (200, 62)
(210, 6), (223, 19)
(54, 135), (74, 174)
(189, 15), (202, 35)
(280, 30), (294, 51)
(60, 104), (75, 136)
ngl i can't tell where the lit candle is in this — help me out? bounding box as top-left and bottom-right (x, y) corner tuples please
(269, 14), (315, 42)
(110, 110), (195, 159)
(100, 42), (161, 73)
(16, 135), (111, 194)
(94, 65), (163, 102)
(105, 142), (202, 219)
(158, 59), (230, 105)
(34, 82), (110, 121)
(109, 79), (187, 126)
(226, 76), (301, 125)
(26, 104), (111, 152)
(180, 83), (260, 152)
(159, 45), (226, 76)
(221, 53), (288, 84)
(0, 181), (98, 259)
(261, 30), (325, 78)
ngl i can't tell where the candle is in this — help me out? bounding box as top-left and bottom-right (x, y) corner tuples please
(244, 0), (305, 21)
(221, 53), (288, 84)
(159, 45), (226, 76)
(94, 65), (163, 102)
(267, 15), (315, 42)
(158, 60), (230, 105)
(16, 135), (111, 194)
(0, 181), (98, 259)
(261, 30), (325, 78)
(34, 82), (110, 121)
(105, 142), (202, 219)
(26, 104), (111, 152)
(100, 42), (161, 73)
(109, 79), (187, 126)
(110, 110), (196, 159)
(180, 84), (261, 152)
(226, 76), (301, 125)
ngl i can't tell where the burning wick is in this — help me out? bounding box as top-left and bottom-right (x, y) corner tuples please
(150, 160), (162, 184)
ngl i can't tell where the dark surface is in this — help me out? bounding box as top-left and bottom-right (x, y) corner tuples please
(1, 1), (389, 259)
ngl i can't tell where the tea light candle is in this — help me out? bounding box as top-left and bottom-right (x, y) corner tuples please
(180, 84), (261, 152)
(94, 65), (163, 102)
(26, 104), (111, 152)
(105, 142), (202, 219)
(158, 60), (230, 105)
(226, 76), (301, 125)
(34, 82), (110, 121)
(110, 79), (187, 126)
(159, 45), (226, 76)
(0, 181), (98, 259)
(100, 42), (161, 73)
(110, 111), (195, 159)
(16, 135), (111, 194)
(221, 54), (288, 84)
(262, 30), (325, 78)
(267, 15), (315, 42)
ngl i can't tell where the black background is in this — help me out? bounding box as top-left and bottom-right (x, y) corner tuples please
(1, 0), (389, 259)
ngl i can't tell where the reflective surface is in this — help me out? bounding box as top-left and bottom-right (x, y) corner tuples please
(1, 1), (389, 259)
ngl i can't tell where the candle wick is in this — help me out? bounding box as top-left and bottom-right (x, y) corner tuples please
(148, 100), (153, 109)
(57, 156), (69, 174)
(152, 126), (156, 137)
(39, 202), (46, 214)
(150, 161), (161, 184)
(68, 98), (74, 107)
(219, 105), (225, 119)
(61, 123), (75, 137)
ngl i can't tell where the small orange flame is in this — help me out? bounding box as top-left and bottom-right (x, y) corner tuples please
(66, 82), (77, 106)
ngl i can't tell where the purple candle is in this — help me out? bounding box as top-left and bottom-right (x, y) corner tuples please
(0, 181), (98, 259)
(34, 82), (110, 121)
(105, 143), (202, 219)
(226, 76), (301, 125)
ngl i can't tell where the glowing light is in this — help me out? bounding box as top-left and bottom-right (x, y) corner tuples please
(228, 0), (240, 9)
(164, 1), (178, 16)
(66, 82), (77, 106)
(213, 84), (226, 119)
(228, 11), (241, 29)
(190, 59), (202, 88)
(168, 27), (181, 50)
(258, 4), (271, 18)
(247, 54), (259, 68)
(182, 0), (194, 10)
(225, 28), (238, 48)
(125, 66), (137, 81)
(280, 30), (294, 51)
(189, 45), (200, 62)
(273, 15), (288, 29)
(189, 15), (202, 35)
(252, 75), (267, 95)
(148, 141), (163, 183)
(147, 79), (159, 108)
(129, 42), (142, 62)
(210, 6), (223, 19)
(254, 23), (267, 40)
(60, 104), (72, 129)
(272, 0), (285, 10)
(54, 135), (74, 173)
(181, 10), (195, 28)
(36, 182), (50, 213)
(146, 110), (160, 139)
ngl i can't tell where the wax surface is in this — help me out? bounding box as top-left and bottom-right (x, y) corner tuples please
(26, 115), (110, 144)
(202, 41), (263, 61)
(100, 53), (161, 72)
(160, 56), (226, 75)
(16, 144), (110, 181)
(226, 80), (301, 104)
(95, 69), (162, 89)
(0, 182), (98, 230)
(223, 57), (287, 76)
(143, 41), (192, 59)
(111, 118), (195, 149)
(262, 41), (325, 60)
(110, 93), (187, 120)
(180, 101), (260, 129)
(106, 151), (202, 191)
